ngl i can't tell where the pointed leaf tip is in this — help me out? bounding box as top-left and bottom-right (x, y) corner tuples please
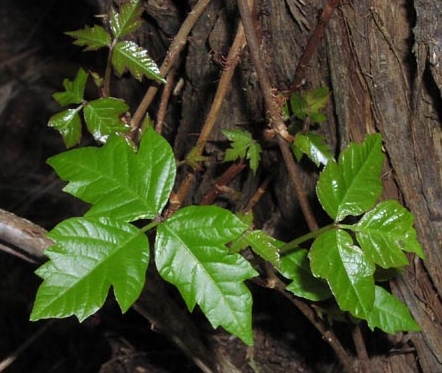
(317, 133), (384, 221)
(155, 206), (256, 345)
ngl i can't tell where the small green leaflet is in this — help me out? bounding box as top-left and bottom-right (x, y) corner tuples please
(310, 229), (375, 319)
(293, 132), (333, 166)
(222, 129), (262, 173)
(287, 86), (329, 123)
(366, 286), (420, 333)
(66, 25), (111, 51)
(47, 127), (176, 222)
(155, 206), (257, 345)
(48, 107), (82, 148)
(316, 133), (384, 222)
(109, 0), (143, 39)
(53, 68), (88, 107)
(353, 200), (424, 268)
(112, 41), (165, 83)
(83, 97), (129, 142)
(280, 249), (332, 301)
(230, 230), (282, 269)
(30, 217), (149, 321)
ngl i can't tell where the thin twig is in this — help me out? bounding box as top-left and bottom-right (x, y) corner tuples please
(0, 320), (55, 372)
(352, 324), (370, 373)
(200, 161), (246, 205)
(242, 174), (272, 213)
(164, 3), (251, 216)
(155, 67), (176, 134)
(291, 0), (342, 90)
(253, 276), (356, 373)
(237, 0), (318, 231)
(130, 0), (213, 133)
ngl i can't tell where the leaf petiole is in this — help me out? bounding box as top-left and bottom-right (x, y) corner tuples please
(140, 220), (160, 233)
(279, 223), (336, 254)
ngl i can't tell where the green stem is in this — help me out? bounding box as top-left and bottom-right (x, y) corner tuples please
(103, 39), (117, 97)
(279, 223), (336, 253)
(140, 220), (160, 233)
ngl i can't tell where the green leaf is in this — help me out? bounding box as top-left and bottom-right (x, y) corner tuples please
(353, 200), (424, 268)
(305, 86), (330, 115)
(30, 217), (148, 321)
(293, 132), (333, 167)
(366, 286), (420, 333)
(223, 129), (262, 173)
(53, 68), (88, 107)
(48, 108), (82, 148)
(109, 0), (143, 39)
(47, 127), (176, 221)
(66, 25), (111, 51)
(287, 87), (330, 123)
(280, 249), (332, 301)
(316, 133), (384, 221)
(112, 41), (165, 83)
(233, 230), (282, 268)
(83, 97), (129, 142)
(155, 206), (257, 345)
(247, 142), (262, 174)
(288, 92), (307, 121)
(310, 229), (375, 319)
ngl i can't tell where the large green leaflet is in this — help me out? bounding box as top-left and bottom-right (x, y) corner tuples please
(83, 97), (129, 142)
(65, 25), (111, 51)
(109, 0), (143, 39)
(316, 133), (384, 221)
(48, 108), (83, 148)
(112, 41), (165, 83)
(155, 206), (257, 345)
(310, 229), (375, 319)
(354, 200), (424, 268)
(47, 128), (176, 222)
(279, 249), (332, 301)
(366, 286), (420, 333)
(30, 217), (148, 321)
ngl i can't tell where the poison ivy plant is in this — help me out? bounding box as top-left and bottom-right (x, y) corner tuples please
(32, 0), (424, 353)
(31, 128), (256, 345)
(222, 129), (262, 173)
(281, 133), (423, 333)
(50, 0), (164, 147)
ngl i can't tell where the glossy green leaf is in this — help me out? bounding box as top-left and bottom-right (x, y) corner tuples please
(83, 97), (129, 142)
(112, 41), (165, 83)
(293, 132), (333, 166)
(223, 129), (262, 173)
(310, 229), (375, 319)
(353, 200), (424, 268)
(48, 108), (82, 148)
(66, 25), (111, 51)
(231, 230), (282, 268)
(109, 0), (143, 39)
(155, 206), (257, 345)
(280, 249), (332, 301)
(53, 68), (88, 107)
(316, 133), (384, 221)
(366, 286), (420, 333)
(47, 127), (176, 221)
(30, 217), (148, 321)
